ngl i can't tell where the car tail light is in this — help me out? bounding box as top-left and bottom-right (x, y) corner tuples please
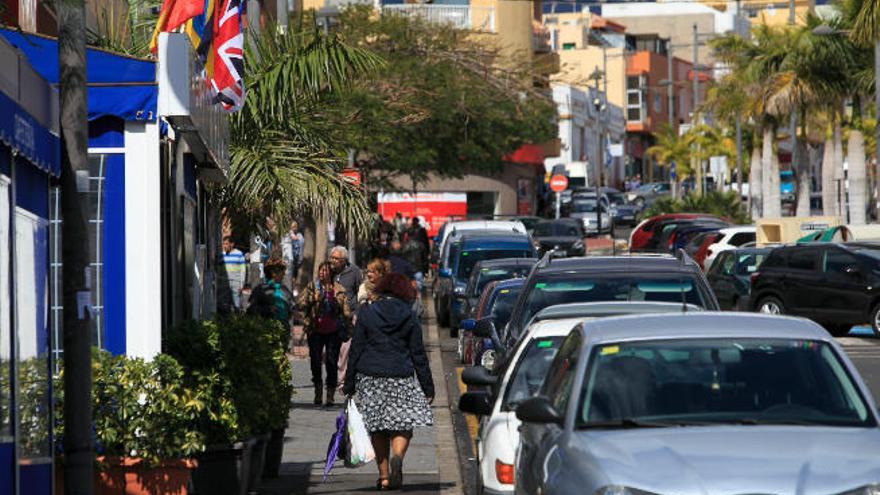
(495, 460), (514, 485)
(750, 272), (760, 285)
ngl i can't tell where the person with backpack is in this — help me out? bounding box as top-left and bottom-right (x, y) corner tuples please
(299, 261), (350, 406)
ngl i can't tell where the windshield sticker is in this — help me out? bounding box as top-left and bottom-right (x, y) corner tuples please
(462, 252), (469, 256)
(600, 345), (620, 356)
(537, 340), (554, 348)
(500, 289), (510, 294)
(535, 282), (547, 289)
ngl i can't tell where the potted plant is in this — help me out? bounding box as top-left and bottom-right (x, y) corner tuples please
(55, 350), (207, 495)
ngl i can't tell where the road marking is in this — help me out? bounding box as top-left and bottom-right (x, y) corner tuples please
(456, 367), (480, 443)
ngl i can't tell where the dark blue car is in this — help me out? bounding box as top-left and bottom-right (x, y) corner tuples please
(437, 232), (536, 336)
(458, 278), (525, 368)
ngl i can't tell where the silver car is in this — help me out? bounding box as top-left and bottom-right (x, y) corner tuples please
(516, 313), (880, 495)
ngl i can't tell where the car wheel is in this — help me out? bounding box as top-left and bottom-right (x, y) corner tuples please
(871, 304), (880, 337)
(757, 296), (784, 315)
(634, 197), (646, 208)
(823, 323), (852, 337)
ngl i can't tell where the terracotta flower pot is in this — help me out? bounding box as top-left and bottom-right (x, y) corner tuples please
(56, 456), (197, 495)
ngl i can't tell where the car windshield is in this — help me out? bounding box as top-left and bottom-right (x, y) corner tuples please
(522, 275), (705, 325)
(472, 266), (531, 296)
(607, 193), (626, 205)
(504, 336), (565, 409)
(488, 286), (522, 328)
(455, 250), (531, 280)
(571, 201), (601, 213)
(577, 339), (874, 428)
(535, 222), (582, 237)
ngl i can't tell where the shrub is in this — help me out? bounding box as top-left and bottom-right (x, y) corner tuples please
(640, 190), (750, 224)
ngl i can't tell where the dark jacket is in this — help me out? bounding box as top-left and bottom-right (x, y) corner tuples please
(343, 296), (434, 399)
(335, 264), (363, 314)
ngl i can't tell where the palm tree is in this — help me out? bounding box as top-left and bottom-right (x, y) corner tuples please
(749, 145), (762, 220)
(851, 0), (880, 45)
(224, 23), (385, 240)
(646, 124), (690, 196)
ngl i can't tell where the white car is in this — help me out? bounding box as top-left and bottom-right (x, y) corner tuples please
(459, 302), (698, 494)
(704, 226), (756, 269)
(437, 220), (527, 263)
(460, 316), (580, 495)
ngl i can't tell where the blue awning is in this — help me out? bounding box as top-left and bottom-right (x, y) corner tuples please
(0, 29), (157, 122)
(0, 87), (59, 176)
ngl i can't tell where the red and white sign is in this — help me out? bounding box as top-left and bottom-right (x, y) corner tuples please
(377, 192), (467, 237)
(549, 174), (569, 192)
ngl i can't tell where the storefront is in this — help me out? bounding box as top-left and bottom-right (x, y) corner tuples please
(0, 33), (60, 495)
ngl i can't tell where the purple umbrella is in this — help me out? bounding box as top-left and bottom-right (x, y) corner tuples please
(323, 409), (347, 482)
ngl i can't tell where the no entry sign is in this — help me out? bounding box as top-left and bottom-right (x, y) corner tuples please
(549, 174), (568, 193)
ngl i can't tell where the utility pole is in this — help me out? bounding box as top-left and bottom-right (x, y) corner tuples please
(735, 0), (744, 197)
(590, 66), (604, 235)
(692, 23), (703, 195)
(667, 42), (674, 127)
(875, 42), (880, 219)
(58, 0), (93, 491)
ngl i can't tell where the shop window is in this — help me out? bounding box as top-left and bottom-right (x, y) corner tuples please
(626, 76), (644, 123)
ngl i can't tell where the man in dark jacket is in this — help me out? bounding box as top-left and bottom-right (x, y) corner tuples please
(330, 245), (363, 315)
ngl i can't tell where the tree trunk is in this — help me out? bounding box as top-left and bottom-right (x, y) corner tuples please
(313, 210), (329, 278)
(767, 147), (781, 217)
(750, 145), (762, 221)
(848, 129), (867, 225)
(761, 125), (774, 218)
(795, 137), (811, 217)
(58, 0), (94, 491)
(822, 136), (836, 216)
(833, 120), (845, 218)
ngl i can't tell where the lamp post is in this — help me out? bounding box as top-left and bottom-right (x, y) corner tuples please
(590, 67), (605, 237)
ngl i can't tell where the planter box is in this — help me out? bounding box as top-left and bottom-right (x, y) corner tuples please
(55, 457), (196, 495)
(246, 434), (269, 492)
(190, 438), (256, 495)
(262, 427), (285, 479)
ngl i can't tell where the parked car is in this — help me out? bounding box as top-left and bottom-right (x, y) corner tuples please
(625, 182), (671, 208)
(459, 278), (526, 367)
(436, 231), (537, 334)
(459, 301), (700, 495)
(515, 313), (880, 495)
(669, 224), (723, 253)
(653, 218), (730, 253)
(500, 252), (720, 352)
(566, 197), (612, 235)
(704, 226), (757, 269)
(706, 247), (772, 310)
(462, 258), (537, 322)
(629, 213), (727, 252)
(606, 191), (640, 226)
(532, 219), (587, 257)
(693, 231), (724, 269)
(750, 243), (880, 336)
(431, 220), (527, 268)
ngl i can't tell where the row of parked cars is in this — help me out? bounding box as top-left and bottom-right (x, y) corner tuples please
(437, 216), (880, 495)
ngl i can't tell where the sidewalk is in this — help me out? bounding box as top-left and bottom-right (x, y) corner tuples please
(258, 301), (462, 494)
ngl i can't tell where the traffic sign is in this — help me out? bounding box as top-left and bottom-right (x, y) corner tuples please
(549, 174), (568, 192)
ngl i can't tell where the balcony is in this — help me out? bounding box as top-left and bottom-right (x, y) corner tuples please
(382, 4), (496, 33)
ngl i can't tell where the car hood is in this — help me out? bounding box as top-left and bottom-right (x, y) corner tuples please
(574, 426), (880, 495)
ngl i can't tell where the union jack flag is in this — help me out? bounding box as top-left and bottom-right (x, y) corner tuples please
(210, 0), (245, 111)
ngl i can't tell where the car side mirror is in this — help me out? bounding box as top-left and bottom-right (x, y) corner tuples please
(461, 366), (498, 387)
(459, 391), (493, 416)
(516, 396), (563, 425)
(472, 319), (496, 338)
(460, 319), (476, 331)
(439, 268), (452, 278)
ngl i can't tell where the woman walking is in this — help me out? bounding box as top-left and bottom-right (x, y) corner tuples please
(299, 261), (349, 406)
(343, 273), (434, 491)
(338, 258), (391, 395)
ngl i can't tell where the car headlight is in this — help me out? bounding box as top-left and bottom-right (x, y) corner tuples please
(481, 349), (496, 371)
(453, 285), (467, 296)
(836, 485), (880, 495)
(593, 486), (659, 495)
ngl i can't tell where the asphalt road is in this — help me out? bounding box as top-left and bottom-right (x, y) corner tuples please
(435, 306), (880, 495)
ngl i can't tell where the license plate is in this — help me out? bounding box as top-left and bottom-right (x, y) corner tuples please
(553, 250), (567, 257)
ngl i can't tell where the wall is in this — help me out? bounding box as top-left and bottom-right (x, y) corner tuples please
(553, 45), (626, 111)
(602, 5), (720, 63)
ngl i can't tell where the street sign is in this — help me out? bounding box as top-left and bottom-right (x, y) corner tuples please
(549, 174), (568, 192)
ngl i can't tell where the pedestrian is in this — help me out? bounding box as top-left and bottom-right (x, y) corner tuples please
(281, 220), (305, 290)
(337, 258), (392, 395)
(330, 245), (363, 316)
(299, 261), (350, 406)
(343, 273), (434, 491)
(246, 258), (295, 349)
(405, 217), (430, 269)
(219, 236), (247, 313)
(392, 212), (407, 238)
(388, 240), (423, 317)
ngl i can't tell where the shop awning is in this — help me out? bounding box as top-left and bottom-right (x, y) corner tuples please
(504, 144), (546, 166)
(0, 28), (157, 122)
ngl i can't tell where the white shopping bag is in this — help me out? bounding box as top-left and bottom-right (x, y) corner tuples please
(345, 399), (375, 468)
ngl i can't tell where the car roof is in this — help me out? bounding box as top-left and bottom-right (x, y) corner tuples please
(534, 254), (699, 274)
(525, 317), (586, 338)
(459, 232), (532, 248)
(533, 302), (702, 322)
(580, 312), (830, 346)
(474, 258), (538, 269)
(448, 229), (526, 243)
(488, 277), (526, 292)
(718, 226), (756, 235)
(446, 220), (526, 235)
(537, 218), (582, 225)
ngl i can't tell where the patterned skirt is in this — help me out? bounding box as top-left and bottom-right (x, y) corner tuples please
(355, 374), (434, 433)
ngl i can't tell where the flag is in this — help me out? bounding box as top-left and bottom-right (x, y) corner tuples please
(149, 0), (205, 53)
(184, 0), (216, 77)
(210, 0), (245, 111)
